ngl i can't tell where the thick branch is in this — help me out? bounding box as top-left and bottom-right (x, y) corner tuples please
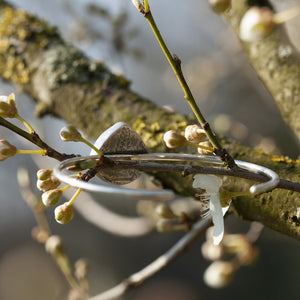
(0, 1), (299, 239)
(225, 0), (300, 141)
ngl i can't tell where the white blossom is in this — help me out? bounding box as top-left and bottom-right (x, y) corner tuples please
(193, 174), (230, 245)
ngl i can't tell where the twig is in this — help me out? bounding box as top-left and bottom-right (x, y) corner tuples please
(139, 3), (235, 167)
(89, 216), (212, 300)
(17, 167), (84, 294)
(0, 116), (77, 161)
(17, 167), (51, 237)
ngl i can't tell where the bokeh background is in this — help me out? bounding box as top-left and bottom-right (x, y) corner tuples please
(0, 0), (299, 299)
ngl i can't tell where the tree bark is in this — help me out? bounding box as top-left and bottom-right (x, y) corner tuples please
(225, 0), (300, 141)
(0, 0), (299, 239)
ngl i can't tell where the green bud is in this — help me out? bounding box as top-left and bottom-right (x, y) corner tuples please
(42, 189), (63, 206)
(156, 219), (174, 233)
(0, 93), (18, 118)
(55, 203), (74, 224)
(0, 139), (17, 161)
(155, 204), (176, 219)
(163, 130), (187, 148)
(209, 0), (231, 13)
(60, 125), (82, 142)
(37, 175), (61, 191)
(80, 158), (97, 170)
(37, 168), (53, 180)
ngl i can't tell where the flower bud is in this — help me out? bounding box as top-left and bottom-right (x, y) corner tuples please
(37, 168), (53, 180)
(156, 219), (175, 233)
(0, 93), (17, 118)
(155, 204), (176, 219)
(42, 189), (63, 206)
(201, 241), (225, 261)
(198, 141), (213, 155)
(237, 244), (259, 266)
(239, 6), (274, 42)
(203, 261), (236, 288)
(31, 227), (49, 243)
(209, 0), (231, 13)
(185, 125), (206, 143)
(132, 0), (144, 11)
(37, 175), (61, 191)
(0, 139), (17, 161)
(163, 130), (186, 148)
(60, 125), (81, 142)
(45, 235), (64, 255)
(75, 259), (89, 281)
(55, 203), (74, 224)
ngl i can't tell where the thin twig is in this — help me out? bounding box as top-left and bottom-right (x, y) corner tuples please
(0, 116), (77, 161)
(140, 4), (235, 167)
(89, 216), (212, 300)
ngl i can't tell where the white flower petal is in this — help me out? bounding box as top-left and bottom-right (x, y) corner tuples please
(222, 206), (230, 216)
(193, 174), (222, 193)
(209, 193), (224, 245)
(0, 95), (8, 103)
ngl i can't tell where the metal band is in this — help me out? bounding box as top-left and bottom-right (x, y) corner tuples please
(53, 153), (279, 200)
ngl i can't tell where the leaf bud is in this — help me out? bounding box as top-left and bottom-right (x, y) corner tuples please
(163, 130), (187, 148)
(42, 189), (63, 206)
(55, 203), (74, 224)
(37, 175), (61, 191)
(185, 124), (206, 144)
(0, 93), (18, 118)
(209, 0), (231, 13)
(239, 6), (274, 42)
(37, 168), (53, 180)
(0, 139), (17, 161)
(60, 125), (82, 142)
(203, 261), (236, 288)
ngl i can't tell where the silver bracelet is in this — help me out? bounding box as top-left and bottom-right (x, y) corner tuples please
(53, 122), (279, 200)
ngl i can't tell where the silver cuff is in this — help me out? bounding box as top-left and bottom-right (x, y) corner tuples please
(53, 153), (279, 200)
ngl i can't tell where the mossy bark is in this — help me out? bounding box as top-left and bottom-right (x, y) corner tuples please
(225, 0), (300, 141)
(0, 1), (299, 239)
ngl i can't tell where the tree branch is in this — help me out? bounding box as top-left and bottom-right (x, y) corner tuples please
(89, 217), (212, 300)
(224, 0), (300, 141)
(0, 1), (299, 239)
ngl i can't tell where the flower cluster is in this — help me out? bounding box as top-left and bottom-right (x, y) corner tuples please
(163, 124), (213, 154)
(202, 227), (259, 288)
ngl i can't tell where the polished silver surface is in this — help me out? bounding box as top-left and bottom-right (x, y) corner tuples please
(53, 153), (279, 199)
(54, 122), (279, 199)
